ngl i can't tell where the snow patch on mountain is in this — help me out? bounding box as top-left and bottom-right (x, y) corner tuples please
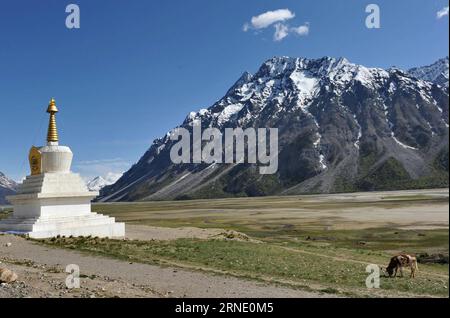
(218, 103), (244, 125)
(353, 114), (362, 149)
(392, 134), (418, 150)
(289, 70), (319, 104)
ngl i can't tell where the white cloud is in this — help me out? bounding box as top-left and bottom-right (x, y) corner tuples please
(243, 9), (310, 42)
(291, 23), (310, 36)
(437, 6), (449, 19)
(245, 9), (295, 30)
(273, 22), (310, 42)
(273, 23), (289, 41)
(76, 158), (127, 165)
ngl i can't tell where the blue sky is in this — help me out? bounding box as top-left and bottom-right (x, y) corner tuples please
(0, 0), (448, 181)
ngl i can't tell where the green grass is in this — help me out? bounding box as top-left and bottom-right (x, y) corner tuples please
(38, 235), (449, 297)
(0, 210), (12, 220)
(355, 157), (449, 191)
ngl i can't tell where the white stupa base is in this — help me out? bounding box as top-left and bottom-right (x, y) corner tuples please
(0, 173), (125, 239)
(0, 213), (125, 239)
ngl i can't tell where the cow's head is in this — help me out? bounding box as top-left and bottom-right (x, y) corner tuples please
(385, 266), (395, 277)
(380, 266), (393, 277)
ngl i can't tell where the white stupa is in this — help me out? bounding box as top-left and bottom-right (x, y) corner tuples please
(0, 99), (125, 238)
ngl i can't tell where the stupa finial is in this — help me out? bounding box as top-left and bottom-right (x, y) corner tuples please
(46, 98), (59, 143)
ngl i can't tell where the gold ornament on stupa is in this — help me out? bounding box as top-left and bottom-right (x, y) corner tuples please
(46, 98), (59, 143)
(29, 146), (42, 176)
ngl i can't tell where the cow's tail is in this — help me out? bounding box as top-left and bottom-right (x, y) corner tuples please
(415, 259), (419, 271)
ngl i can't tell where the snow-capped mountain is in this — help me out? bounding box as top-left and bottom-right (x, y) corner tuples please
(408, 57), (449, 88)
(0, 172), (18, 205)
(87, 173), (123, 192)
(99, 56), (449, 202)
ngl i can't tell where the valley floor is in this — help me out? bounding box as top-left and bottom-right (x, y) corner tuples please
(0, 188), (448, 298)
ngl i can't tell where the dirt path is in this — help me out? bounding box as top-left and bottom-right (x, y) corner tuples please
(0, 234), (329, 298)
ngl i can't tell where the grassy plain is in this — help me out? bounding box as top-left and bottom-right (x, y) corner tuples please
(42, 189), (450, 297)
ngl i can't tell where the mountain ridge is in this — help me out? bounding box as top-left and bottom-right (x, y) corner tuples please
(408, 57), (449, 88)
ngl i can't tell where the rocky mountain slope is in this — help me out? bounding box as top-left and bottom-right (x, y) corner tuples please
(99, 56), (449, 202)
(0, 172), (17, 205)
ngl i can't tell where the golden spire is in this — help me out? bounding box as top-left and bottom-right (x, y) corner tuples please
(46, 98), (59, 143)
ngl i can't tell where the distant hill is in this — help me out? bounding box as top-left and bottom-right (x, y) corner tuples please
(87, 173), (122, 192)
(0, 172), (17, 205)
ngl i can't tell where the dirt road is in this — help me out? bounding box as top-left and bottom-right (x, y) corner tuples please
(0, 234), (327, 298)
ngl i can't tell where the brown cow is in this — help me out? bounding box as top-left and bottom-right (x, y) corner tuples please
(383, 254), (418, 278)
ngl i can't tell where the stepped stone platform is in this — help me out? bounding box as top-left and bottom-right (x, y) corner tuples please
(0, 174), (125, 239)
